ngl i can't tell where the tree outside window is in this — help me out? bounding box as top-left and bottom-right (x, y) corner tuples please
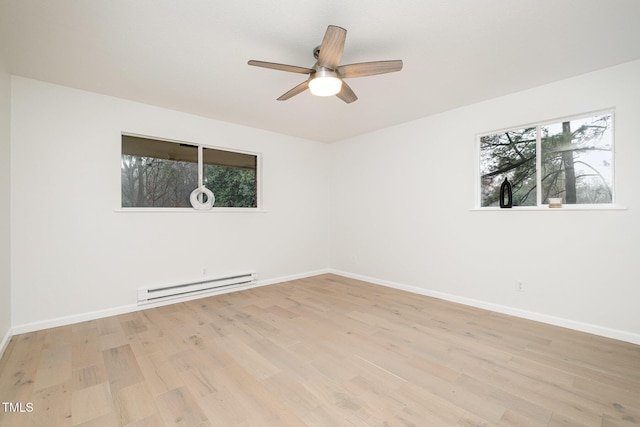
(121, 135), (258, 208)
(479, 112), (613, 207)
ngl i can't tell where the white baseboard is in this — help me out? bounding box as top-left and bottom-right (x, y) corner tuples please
(11, 303), (141, 335)
(0, 327), (11, 359)
(329, 269), (640, 346)
(257, 268), (331, 287)
(10, 269), (332, 336)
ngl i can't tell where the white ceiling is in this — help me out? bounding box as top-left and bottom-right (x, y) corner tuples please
(2, 0), (640, 143)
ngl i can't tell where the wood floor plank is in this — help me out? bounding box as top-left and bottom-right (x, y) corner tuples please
(71, 382), (113, 425)
(74, 412), (120, 427)
(260, 372), (325, 424)
(31, 382), (73, 426)
(71, 364), (109, 391)
(72, 328), (103, 369)
(102, 345), (145, 391)
(111, 382), (159, 425)
(31, 332), (73, 392)
(1, 274), (638, 426)
(195, 385), (249, 426)
(155, 386), (207, 427)
(136, 352), (185, 397)
(215, 333), (281, 381)
(169, 349), (222, 398)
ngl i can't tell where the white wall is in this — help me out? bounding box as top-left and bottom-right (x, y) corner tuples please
(0, 46), (11, 350)
(330, 59), (640, 344)
(10, 77), (330, 329)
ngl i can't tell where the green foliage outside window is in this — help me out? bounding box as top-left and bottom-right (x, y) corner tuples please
(203, 165), (257, 208)
(121, 136), (258, 208)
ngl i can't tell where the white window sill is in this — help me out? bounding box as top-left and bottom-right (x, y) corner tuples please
(470, 205), (627, 211)
(115, 208), (267, 213)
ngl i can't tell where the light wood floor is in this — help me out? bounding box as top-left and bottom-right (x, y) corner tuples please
(1, 274), (639, 427)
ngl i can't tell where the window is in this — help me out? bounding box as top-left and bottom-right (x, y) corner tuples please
(479, 111), (613, 207)
(121, 135), (258, 208)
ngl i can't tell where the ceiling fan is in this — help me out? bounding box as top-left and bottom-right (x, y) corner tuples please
(248, 25), (403, 103)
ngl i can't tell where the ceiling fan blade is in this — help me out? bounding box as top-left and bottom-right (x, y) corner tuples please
(277, 80), (309, 101)
(248, 60), (314, 74)
(336, 81), (357, 104)
(317, 25), (347, 69)
(337, 60), (403, 78)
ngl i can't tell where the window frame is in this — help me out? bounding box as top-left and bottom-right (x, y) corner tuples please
(475, 109), (620, 210)
(119, 133), (263, 212)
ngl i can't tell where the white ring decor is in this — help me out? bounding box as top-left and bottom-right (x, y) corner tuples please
(189, 186), (215, 210)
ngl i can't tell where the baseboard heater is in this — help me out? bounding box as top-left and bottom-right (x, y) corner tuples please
(137, 272), (257, 305)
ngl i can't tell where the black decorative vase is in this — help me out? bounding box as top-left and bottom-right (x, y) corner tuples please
(499, 177), (513, 208)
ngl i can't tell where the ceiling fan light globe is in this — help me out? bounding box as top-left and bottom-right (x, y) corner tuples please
(309, 76), (342, 96)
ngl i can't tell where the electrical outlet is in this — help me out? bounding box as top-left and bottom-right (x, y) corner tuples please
(203, 268), (207, 276)
(516, 281), (525, 292)
(351, 254), (358, 264)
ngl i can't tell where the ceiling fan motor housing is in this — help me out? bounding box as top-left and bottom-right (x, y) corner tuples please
(308, 66), (342, 96)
